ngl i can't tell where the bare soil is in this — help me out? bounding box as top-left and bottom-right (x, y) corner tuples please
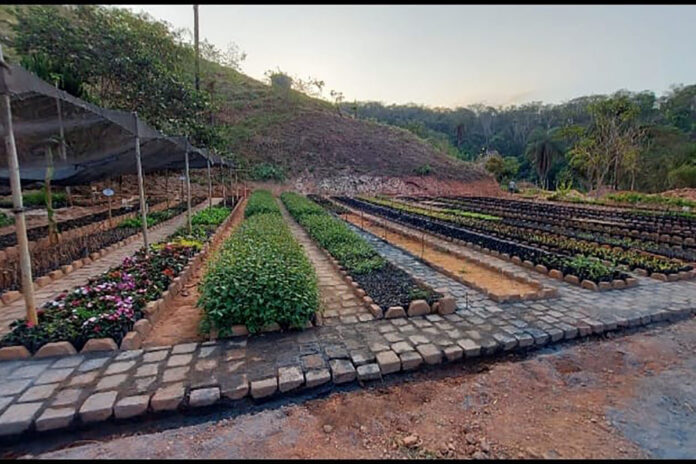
(19, 316), (696, 459)
(142, 199), (247, 347)
(342, 212), (538, 299)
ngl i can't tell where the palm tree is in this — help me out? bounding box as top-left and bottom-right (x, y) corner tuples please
(525, 128), (563, 190)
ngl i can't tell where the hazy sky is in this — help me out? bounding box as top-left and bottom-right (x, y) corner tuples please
(118, 4), (696, 108)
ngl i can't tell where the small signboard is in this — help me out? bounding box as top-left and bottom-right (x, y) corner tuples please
(103, 188), (114, 197)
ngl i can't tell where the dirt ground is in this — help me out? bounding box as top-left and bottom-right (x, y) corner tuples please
(9, 315), (695, 459)
(341, 212), (537, 299)
(142, 199), (247, 347)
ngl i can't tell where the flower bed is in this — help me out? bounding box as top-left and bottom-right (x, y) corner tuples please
(0, 200), (201, 294)
(0, 204), (232, 355)
(282, 192), (441, 313)
(198, 191), (319, 334)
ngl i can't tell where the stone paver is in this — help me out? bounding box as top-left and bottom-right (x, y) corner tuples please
(0, 402), (43, 436)
(189, 388), (220, 407)
(35, 407), (75, 432)
(79, 391), (118, 423)
(114, 395), (150, 419)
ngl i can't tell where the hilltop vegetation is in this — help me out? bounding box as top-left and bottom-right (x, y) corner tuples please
(0, 4), (492, 190)
(345, 87), (696, 193)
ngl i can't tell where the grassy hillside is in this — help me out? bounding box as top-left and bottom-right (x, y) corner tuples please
(0, 5), (495, 191)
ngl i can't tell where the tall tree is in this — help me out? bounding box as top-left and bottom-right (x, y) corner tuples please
(525, 128), (562, 189)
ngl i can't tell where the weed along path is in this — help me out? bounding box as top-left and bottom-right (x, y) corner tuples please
(341, 212), (539, 300)
(279, 202), (374, 326)
(0, 200), (218, 337)
(143, 198), (248, 347)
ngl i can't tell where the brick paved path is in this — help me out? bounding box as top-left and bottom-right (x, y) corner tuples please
(279, 203), (373, 326)
(0, 199), (219, 337)
(1, 203), (695, 438)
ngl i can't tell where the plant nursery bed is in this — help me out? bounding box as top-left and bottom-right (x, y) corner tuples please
(281, 193), (446, 319)
(341, 212), (546, 302)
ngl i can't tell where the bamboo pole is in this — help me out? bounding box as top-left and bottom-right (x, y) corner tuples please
(219, 163), (226, 206)
(164, 169), (169, 208)
(54, 81), (72, 207)
(0, 46), (37, 324)
(133, 111), (149, 255)
(184, 146), (192, 233)
(206, 158), (212, 208)
(45, 144), (58, 245)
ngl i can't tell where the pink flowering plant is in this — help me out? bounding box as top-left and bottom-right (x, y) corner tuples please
(1, 243), (196, 353)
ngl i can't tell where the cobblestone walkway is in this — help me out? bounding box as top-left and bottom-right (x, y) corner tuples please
(280, 203), (373, 326)
(0, 199), (219, 337)
(1, 204), (695, 438)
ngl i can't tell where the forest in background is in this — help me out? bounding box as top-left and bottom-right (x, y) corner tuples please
(343, 86), (696, 193)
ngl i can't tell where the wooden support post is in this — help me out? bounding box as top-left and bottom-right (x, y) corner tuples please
(219, 164), (226, 206)
(108, 191), (113, 228)
(164, 169), (170, 208)
(184, 146), (192, 233)
(0, 46), (37, 324)
(45, 144), (58, 244)
(54, 81), (72, 207)
(133, 112), (149, 255)
(207, 158), (212, 208)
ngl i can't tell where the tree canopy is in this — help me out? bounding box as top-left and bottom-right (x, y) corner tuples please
(344, 86), (696, 192)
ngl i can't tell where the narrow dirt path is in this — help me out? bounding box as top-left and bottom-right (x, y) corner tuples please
(341, 212), (539, 299)
(278, 201), (373, 326)
(143, 198), (248, 347)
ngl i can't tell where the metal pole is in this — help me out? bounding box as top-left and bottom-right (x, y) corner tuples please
(0, 46), (37, 324)
(207, 158), (212, 208)
(184, 146), (192, 233)
(54, 81), (72, 207)
(133, 111), (149, 255)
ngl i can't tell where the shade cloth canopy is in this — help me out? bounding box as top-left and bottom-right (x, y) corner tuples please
(0, 64), (229, 186)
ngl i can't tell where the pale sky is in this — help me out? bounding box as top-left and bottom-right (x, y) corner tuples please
(116, 4), (696, 108)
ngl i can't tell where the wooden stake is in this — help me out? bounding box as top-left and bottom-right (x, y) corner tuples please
(207, 158), (212, 208)
(45, 144), (58, 245)
(184, 146), (192, 233)
(133, 112), (149, 255)
(108, 191), (112, 228)
(0, 46), (37, 324)
(53, 81), (72, 208)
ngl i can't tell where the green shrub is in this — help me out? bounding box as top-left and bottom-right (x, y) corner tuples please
(192, 206), (231, 226)
(0, 211), (13, 227)
(244, 190), (280, 218)
(0, 189), (68, 209)
(198, 212), (318, 334)
(249, 162), (285, 181)
(281, 192), (386, 274)
(414, 164), (433, 176)
(668, 164), (696, 189)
